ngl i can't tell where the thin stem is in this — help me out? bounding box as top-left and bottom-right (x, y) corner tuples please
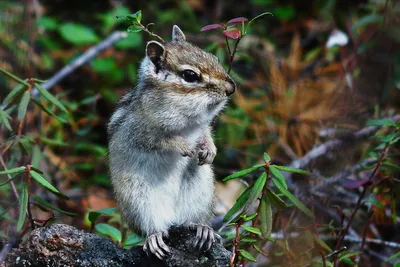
(0, 155), (19, 199)
(230, 218), (243, 266)
(227, 37), (241, 74)
(225, 37), (232, 60)
(139, 23), (165, 42)
(333, 141), (390, 266)
(358, 221), (370, 265)
(26, 165), (35, 230)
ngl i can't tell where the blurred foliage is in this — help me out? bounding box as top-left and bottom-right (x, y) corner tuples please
(1, 0), (400, 266)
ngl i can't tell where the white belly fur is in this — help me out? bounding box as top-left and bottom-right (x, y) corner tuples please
(112, 145), (214, 236)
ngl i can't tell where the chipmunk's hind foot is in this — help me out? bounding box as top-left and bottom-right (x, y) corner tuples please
(143, 231), (170, 260)
(189, 223), (221, 252)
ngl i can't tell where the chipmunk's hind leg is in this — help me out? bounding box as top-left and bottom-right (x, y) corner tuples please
(189, 223), (222, 252)
(143, 231), (170, 260)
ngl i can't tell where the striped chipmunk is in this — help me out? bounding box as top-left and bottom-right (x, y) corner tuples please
(108, 25), (236, 259)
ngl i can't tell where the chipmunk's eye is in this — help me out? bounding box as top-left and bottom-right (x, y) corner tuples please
(181, 70), (200, 83)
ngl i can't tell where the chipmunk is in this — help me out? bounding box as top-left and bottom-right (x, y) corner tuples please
(107, 25), (235, 259)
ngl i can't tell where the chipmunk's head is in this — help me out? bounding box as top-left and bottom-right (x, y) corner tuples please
(138, 25), (235, 120)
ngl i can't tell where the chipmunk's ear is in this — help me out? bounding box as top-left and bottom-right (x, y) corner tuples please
(146, 41), (165, 65)
(172, 25), (186, 41)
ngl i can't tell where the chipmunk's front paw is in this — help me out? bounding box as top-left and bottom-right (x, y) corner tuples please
(176, 140), (195, 157)
(143, 231), (170, 260)
(198, 140), (216, 165)
(181, 148), (196, 158)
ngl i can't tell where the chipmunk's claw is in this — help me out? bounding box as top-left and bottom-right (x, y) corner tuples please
(197, 142), (216, 165)
(143, 231), (170, 260)
(182, 148), (196, 158)
(189, 223), (219, 252)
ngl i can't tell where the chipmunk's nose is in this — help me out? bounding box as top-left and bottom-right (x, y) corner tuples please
(225, 77), (236, 96)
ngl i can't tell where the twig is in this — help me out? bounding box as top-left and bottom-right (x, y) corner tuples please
(286, 114), (400, 193)
(0, 155), (19, 199)
(227, 37), (241, 74)
(0, 31), (128, 112)
(30, 31), (127, 98)
(0, 243), (12, 264)
(269, 232), (400, 249)
(138, 23), (165, 43)
(313, 201), (359, 238)
(310, 158), (376, 193)
(230, 218), (243, 267)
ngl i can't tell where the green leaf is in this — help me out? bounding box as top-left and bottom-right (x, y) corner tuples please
(0, 67), (30, 87)
(31, 98), (67, 123)
(40, 137), (68, 147)
(30, 170), (62, 197)
(35, 84), (68, 113)
(17, 183), (29, 232)
(0, 166), (26, 176)
(242, 225), (261, 235)
(313, 233), (332, 252)
(0, 173), (22, 187)
(384, 252), (400, 262)
(239, 249), (257, 262)
(366, 119), (396, 127)
(127, 24), (143, 33)
(59, 23), (99, 45)
(338, 251), (360, 262)
(241, 238), (258, 243)
(243, 213), (258, 221)
(91, 58), (116, 73)
(119, 10), (142, 23)
(123, 233), (145, 248)
(31, 145), (42, 168)
(266, 189), (286, 210)
(380, 132), (398, 142)
(88, 207), (116, 223)
(0, 199), (18, 219)
(95, 223), (122, 242)
(0, 108), (12, 131)
(272, 165), (312, 175)
(263, 152), (271, 162)
(248, 12), (273, 28)
(135, 10), (142, 23)
(269, 166), (287, 189)
(3, 83), (26, 104)
(386, 252), (400, 262)
(115, 34), (142, 49)
(274, 7), (295, 20)
(32, 195), (76, 216)
(224, 172), (267, 222)
(259, 196), (272, 238)
(366, 199), (384, 209)
(223, 186), (252, 222)
(394, 262), (400, 267)
(272, 178), (314, 218)
(37, 16), (58, 30)
(390, 136), (400, 145)
(246, 172), (267, 209)
(30, 167), (43, 174)
(223, 164), (264, 181)
(352, 14), (384, 32)
(18, 91), (31, 121)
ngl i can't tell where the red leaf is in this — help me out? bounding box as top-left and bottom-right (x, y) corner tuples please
(227, 17), (248, 24)
(200, 24), (224, 32)
(223, 29), (240, 40)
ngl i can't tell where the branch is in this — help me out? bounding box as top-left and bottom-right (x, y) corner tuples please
(270, 232), (400, 249)
(31, 31), (128, 97)
(286, 114), (400, 193)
